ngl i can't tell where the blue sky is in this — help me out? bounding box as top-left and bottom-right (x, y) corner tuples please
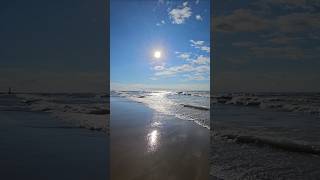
(110, 0), (211, 91)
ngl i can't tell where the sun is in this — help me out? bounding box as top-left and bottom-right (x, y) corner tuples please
(154, 51), (162, 59)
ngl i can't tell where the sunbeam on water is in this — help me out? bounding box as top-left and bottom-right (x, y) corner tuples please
(112, 90), (210, 129)
(147, 130), (159, 152)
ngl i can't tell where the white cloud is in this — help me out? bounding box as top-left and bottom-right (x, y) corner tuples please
(193, 55), (210, 64)
(176, 52), (210, 63)
(156, 20), (166, 26)
(169, 3), (192, 24)
(154, 64), (194, 77)
(190, 40), (210, 53)
(190, 40), (204, 46)
(150, 40), (210, 82)
(183, 74), (207, 81)
(200, 46), (210, 53)
(196, 14), (203, 21)
(177, 52), (191, 61)
(154, 65), (165, 71)
(183, 1), (188, 6)
(153, 63), (209, 78)
(194, 65), (210, 73)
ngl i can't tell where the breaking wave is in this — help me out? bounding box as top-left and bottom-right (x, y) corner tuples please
(212, 92), (320, 117)
(215, 133), (320, 155)
(15, 93), (109, 132)
(112, 91), (210, 129)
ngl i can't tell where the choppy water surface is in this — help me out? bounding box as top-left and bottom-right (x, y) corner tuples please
(212, 92), (320, 149)
(0, 93), (109, 132)
(111, 90), (210, 129)
(211, 92), (320, 179)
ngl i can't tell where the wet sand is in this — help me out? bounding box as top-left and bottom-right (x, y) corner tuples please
(111, 96), (209, 180)
(0, 96), (108, 180)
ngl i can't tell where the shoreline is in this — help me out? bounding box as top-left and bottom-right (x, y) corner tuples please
(111, 96), (209, 180)
(114, 91), (211, 130)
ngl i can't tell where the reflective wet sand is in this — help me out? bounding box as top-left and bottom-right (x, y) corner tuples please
(111, 97), (209, 180)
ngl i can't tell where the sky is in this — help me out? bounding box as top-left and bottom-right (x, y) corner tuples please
(110, 0), (211, 91)
(213, 0), (320, 92)
(2, 0), (318, 93)
(0, 0), (107, 93)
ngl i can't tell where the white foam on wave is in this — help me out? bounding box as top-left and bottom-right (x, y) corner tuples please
(16, 94), (108, 132)
(120, 91), (210, 129)
(213, 93), (320, 117)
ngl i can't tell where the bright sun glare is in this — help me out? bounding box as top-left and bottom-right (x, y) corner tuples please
(154, 51), (161, 59)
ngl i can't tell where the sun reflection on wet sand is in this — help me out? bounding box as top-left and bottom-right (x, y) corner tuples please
(147, 129), (159, 152)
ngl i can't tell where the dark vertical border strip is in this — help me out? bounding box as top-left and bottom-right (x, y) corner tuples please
(208, 0), (215, 179)
(210, 0), (214, 177)
(210, 0), (214, 129)
(105, 0), (110, 179)
(106, 0), (110, 96)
